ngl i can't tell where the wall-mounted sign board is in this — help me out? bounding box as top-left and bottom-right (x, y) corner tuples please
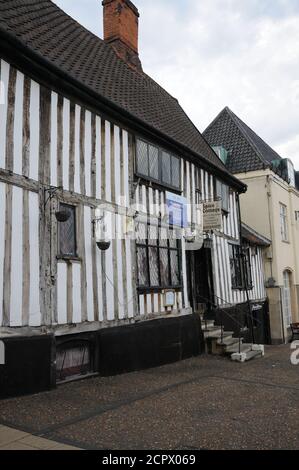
(166, 192), (188, 228)
(203, 200), (222, 231)
(164, 290), (175, 307)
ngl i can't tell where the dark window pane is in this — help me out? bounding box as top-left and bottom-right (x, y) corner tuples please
(59, 204), (77, 256)
(137, 247), (149, 286)
(170, 250), (180, 286)
(245, 248), (252, 288)
(162, 152), (171, 185)
(149, 145), (159, 180)
(160, 248), (169, 286)
(149, 247), (159, 286)
(222, 184), (229, 212)
(171, 156), (180, 188)
(136, 140), (148, 176)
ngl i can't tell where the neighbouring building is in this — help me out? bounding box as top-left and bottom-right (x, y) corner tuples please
(204, 106), (299, 343)
(0, 1), (267, 398)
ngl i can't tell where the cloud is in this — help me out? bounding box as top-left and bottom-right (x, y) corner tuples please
(53, 0), (299, 169)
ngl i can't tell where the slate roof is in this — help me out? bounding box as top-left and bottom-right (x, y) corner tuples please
(203, 107), (282, 174)
(0, 0), (239, 181)
(241, 223), (271, 247)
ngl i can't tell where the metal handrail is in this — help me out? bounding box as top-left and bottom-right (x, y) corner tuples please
(196, 293), (245, 354)
(211, 292), (263, 329)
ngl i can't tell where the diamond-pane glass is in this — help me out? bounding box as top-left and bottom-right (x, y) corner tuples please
(149, 145), (159, 180)
(169, 229), (178, 248)
(160, 248), (169, 286)
(170, 250), (180, 286)
(171, 156), (180, 188)
(149, 247), (159, 286)
(136, 140), (149, 176)
(162, 152), (171, 185)
(148, 224), (158, 245)
(137, 247), (149, 286)
(160, 227), (168, 247)
(59, 204), (76, 256)
(136, 222), (147, 244)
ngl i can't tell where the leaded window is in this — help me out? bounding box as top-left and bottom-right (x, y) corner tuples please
(59, 204), (77, 257)
(243, 247), (253, 289)
(136, 139), (181, 190)
(229, 244), (243, 289)
(136, 223), (181, 290)
(229, 244), (253, 290)
(216, 180), (229, 212)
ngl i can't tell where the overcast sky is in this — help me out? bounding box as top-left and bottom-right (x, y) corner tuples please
(53, 0), (299, 169)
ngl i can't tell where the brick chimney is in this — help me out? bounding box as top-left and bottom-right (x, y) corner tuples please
(102, 0), (142, 71)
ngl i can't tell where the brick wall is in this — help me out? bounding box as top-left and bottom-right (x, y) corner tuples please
(103, 0), (139, 53)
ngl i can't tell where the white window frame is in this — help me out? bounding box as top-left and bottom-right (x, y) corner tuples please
(280, 203), (288, 242)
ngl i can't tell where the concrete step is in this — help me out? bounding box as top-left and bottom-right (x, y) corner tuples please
(203, 326), (222, 338)
(231, 345), (264, 363)
(225, 342), (252, 354)
(205, 330), (234, 340)
(200, 319), (215, 329)
(216, 336), (241, 347)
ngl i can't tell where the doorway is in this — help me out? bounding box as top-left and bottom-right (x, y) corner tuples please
(186, 247), (214, 314)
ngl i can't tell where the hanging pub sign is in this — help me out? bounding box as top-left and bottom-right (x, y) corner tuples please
(203, 200), (222, 231)
(166, 192), (188, 228)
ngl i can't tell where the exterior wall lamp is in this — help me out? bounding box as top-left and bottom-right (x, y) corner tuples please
(44, 187), (70, 223)
(93, 208), (111, 251)
(203, 233), (213, 250)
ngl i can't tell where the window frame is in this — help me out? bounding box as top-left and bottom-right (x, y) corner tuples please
(135, 138), (181, 192)
(136, 223), (182, 292)
(215, 179), (230, 213)
(57, 203), (78, 259)
(229, 243), (253, 291)
(280, 203), (288, 242)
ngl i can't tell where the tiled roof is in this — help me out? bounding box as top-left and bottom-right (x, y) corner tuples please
(0, 0), (235, 178)
(241, 223), (271, 247)
(203, 107), (282, 174)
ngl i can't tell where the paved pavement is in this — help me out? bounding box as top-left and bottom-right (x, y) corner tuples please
(0, 344), (298, 450)
(0, 425), (79, 450)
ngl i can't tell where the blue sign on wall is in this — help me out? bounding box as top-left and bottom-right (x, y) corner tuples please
(166, 192), (188, 228)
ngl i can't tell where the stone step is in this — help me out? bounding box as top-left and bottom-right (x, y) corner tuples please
(231, 347), (264, 363)
(205, 330), (234, 340)
(200, 319), (215, 329)
(225, 342), (252, 354)
(216, 336), (241, 347)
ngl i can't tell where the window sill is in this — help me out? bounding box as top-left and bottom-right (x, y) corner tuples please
(282, 239), (290, 244)
(138, 286), (182, 294)
(56, 255), (82, 262)
(135, 173), (182, 194)
(232, 286), (254, 292)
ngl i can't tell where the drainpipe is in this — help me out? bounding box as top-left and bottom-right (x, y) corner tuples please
(266, 175), (274, 279)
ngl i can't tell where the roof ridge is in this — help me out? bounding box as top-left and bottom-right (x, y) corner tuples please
(0, 0), (245, 190)
(224, 107), (270, 168)
(52, 1), (181, 99)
